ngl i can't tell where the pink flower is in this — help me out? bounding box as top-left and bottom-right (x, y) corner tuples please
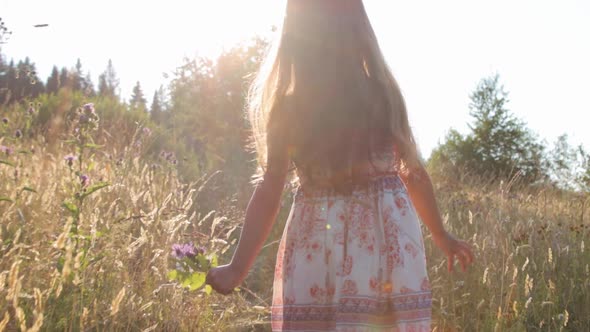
(80, 174), (90, 187)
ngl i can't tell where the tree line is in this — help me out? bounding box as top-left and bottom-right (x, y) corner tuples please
(429, 74), (590, 192)
(1, 24), (588, 193)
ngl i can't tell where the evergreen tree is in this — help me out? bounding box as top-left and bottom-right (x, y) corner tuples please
(430, 74), (546, 184)
(129, 81), (147, 111)
(150, 90), (163, 123)
(59, 67), (71, 90)
(72, 58), (84, 91)
(0, 57), (9, 103)
(46, 66), (60, 95)
(0, 60), (16, 103)
(82, 72), (95, 97)
(98, 59), (119, 98)
(11, 57), (44, 102)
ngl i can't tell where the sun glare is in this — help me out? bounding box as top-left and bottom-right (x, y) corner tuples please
(169, 0), (286, 58)
(2, 0), (286, 100)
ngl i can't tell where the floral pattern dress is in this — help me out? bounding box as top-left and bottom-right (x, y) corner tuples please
(271, 150), (432, 331)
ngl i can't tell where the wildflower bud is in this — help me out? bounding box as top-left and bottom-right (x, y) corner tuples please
(1, 145), (13, 156)
(142, 127), (152, 136)
(79, 114), (89, 124)
(1, 117), (7, 124)
(83, 103), (95, 115)
(15, 129), (22, 139)
(27, 107), (35, 115)
(80, 174), (90, 187)
(64, 154), (77, 167)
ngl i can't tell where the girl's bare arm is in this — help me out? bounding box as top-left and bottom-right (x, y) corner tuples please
(206, 136), (289, 295)
(400, 165), (446, 238)
(400, 164), (474, 272)
(228, 166), (289, 282)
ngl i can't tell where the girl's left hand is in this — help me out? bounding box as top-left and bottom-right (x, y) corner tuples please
(205, 264), (243, 295)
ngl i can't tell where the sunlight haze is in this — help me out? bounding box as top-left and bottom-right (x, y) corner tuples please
(2, 0), (589, 156)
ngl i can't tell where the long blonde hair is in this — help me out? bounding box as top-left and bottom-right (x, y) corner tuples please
(247, 0), (421, 185)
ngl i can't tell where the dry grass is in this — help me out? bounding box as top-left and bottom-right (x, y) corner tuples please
(1, 108), (589, 331)
(0, 127), (268, 331)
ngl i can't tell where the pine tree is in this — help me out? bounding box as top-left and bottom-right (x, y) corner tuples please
(0, 60), (16, 103)
(98, 59), (119, 98)
(82, 72), (95, 97)
(59, 67), (71, 90)
(0, 56), (8, 103)
(150, 90), (163, 123)
(10, 58), (44, 102)
(72, 58), (84, 91)
(46, 66), (60, 95)
(129, 81), (147, 111)
(430, 74), (547, 184)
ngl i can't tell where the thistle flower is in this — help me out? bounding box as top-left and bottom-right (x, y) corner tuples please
(1, 117), (7, 124)
(159, 151), (177, 164)
(80, 174), (90, 187)
(64, 154), (77, 167)
(171, 243), (203, 259)
(83, 103), (95, 115)
(15, 129), (22, 139)
(79, 114), (89, 124)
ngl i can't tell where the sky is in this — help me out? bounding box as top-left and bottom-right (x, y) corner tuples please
(2, 0), (589, 156)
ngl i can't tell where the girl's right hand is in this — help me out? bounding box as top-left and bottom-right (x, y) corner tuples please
(432, 231), (474, 272)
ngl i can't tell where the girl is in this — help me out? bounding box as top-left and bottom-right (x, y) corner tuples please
(206, 0), (474, 330)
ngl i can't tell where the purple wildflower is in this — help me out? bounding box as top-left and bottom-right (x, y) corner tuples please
(15, 129), (22, 139)
(171, 243), (199, 259)
(142, 127), (152, 136)
(160, 151), (176, 163)
(1, 145), (13, 156)
(27, 107), (35, 115)
(80, 174), (90, 187)
(1, 117), (7, 124)
(83, 103), (95, 115)
(64, 154), (77, 167)
(79, 114), (89, 124)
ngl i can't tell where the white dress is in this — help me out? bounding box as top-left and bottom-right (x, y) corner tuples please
(271, 150), (432, 331)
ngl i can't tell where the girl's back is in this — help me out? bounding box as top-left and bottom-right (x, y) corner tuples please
(205, 1), (474, 331)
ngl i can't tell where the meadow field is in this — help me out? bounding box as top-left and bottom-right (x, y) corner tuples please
(0, 94), (588, 332)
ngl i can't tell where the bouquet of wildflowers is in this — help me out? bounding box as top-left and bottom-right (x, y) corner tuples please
(168, 242), (218, 294)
